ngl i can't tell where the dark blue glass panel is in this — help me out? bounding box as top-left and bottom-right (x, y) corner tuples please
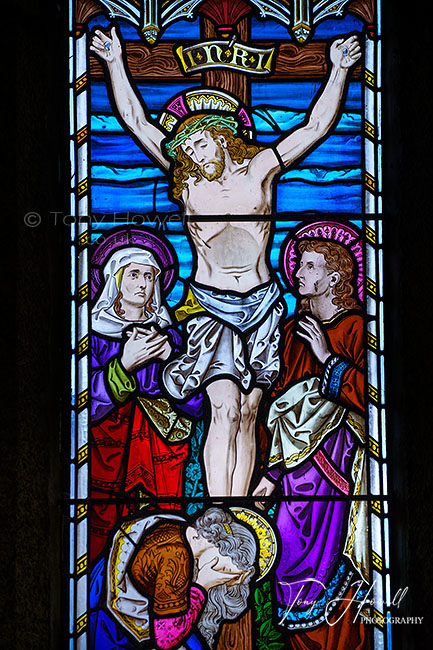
(250, 18), (289, 39)
(91, 81), (199, 113)
(88, 15), (201, 40)
(312, 16), (365, 39)
(91, 164), (165, 181)
(91, 134), (154, 164)
(87, 17), (141, 39)
(250, 14), (364, 39)
(160, 18), (200, 40)
(251, 82), (361, 111)
(91, 179), (178, 213)
(256, 134), (362, 167)
(252, 109), (361, 134)
(276, 180), (362, 212)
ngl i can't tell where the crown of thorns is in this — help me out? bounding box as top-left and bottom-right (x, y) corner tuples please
(165, 114), (239, 157)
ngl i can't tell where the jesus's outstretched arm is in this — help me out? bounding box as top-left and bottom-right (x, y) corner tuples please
(90, 26), (170, 171)
(249, 35), (361, 183)
(277, 36), (361, 164)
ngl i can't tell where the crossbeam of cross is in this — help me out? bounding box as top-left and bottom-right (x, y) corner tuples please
(80, 0), (371, 105)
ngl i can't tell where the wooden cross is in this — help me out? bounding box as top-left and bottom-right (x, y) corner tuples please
(81, 0), (371, 107)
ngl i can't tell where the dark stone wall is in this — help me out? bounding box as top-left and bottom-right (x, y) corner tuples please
(383, 3), (433, 647)
(2, 2), (67, 648)
(2, 2), (432, 648)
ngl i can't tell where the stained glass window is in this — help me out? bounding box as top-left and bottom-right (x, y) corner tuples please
(67, 2), (392, 649)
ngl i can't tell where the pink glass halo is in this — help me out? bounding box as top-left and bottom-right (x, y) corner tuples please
(166, 95), (188, 119)
(90, 228), (177, 300)
(281, 221), (364, 301)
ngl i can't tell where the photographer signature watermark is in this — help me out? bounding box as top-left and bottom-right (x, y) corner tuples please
(360, 615), (423, 625)
(278, 578), (421, 626)
(23, 211), (184, 228)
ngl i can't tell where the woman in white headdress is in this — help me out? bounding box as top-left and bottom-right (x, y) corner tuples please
(92, 247), (172, 339)
(90, 246), (203, 561)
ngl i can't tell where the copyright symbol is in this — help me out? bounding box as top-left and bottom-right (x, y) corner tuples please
(24, 212), (42, 227)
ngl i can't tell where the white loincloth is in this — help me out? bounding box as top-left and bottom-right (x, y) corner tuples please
(163, 283), (284, 398)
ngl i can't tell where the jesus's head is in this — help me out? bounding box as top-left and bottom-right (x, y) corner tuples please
(166, 114), (263, 199)
(180, 128), (226, 181)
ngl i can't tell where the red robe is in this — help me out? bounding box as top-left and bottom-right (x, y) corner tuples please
(260, 309), (364, 466)
(90, 331), (201, 562)
(91, 402), (189, 561)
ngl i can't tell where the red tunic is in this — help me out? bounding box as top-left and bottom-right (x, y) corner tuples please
(274, 310), (364, 413)
(259, 309), (364, 469)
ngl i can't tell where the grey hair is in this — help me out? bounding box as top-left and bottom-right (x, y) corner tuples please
(192, 508), (257, 647)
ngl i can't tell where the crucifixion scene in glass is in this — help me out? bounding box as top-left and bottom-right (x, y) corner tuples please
(67, 2), (389, 649)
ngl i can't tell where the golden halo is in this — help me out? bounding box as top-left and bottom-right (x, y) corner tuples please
(158, 87), (254, 141)
(230, 507), (277, 580)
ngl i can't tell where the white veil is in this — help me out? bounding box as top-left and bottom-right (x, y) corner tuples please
(92, 247), (172, 338)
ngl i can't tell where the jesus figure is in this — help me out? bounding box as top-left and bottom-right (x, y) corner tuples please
(90, 27), (361, 496)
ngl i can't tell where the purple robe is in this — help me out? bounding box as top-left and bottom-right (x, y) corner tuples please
(269, 427), (357, 607)
(91, 329), (202, 422)
(265, 312), (365, 619)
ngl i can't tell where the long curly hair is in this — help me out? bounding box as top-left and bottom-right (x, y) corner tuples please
(297, 239), (361, 314)
(170, 114), (264, 199)
(192, 507), (257, 647)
